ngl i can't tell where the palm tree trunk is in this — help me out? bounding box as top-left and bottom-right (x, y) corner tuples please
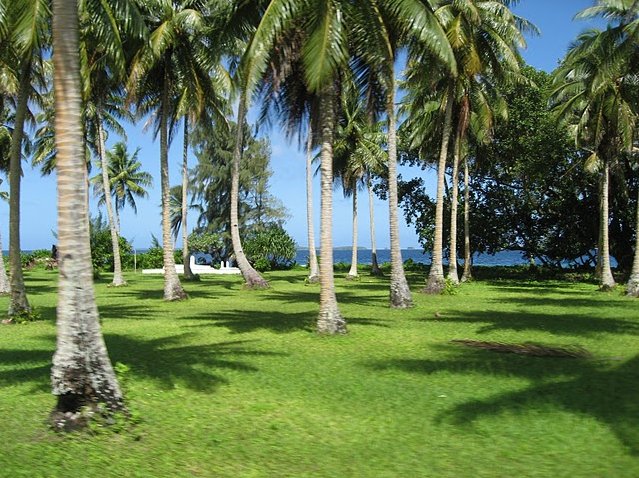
(595, 176), (603, 279)
(0, 229), (10, 294)
(182, 117), (195, 280)
(8, 57), (32, 317)
(305, 126), (319, 282)
(368, 176), (382, 276)
(231, 92), (268, 288)
(425, 91), (454, 294)
(317, 90), (346, 334)
(50, 0), (125, 430)
(627, 182), (639, 296)
(600, 160), (616, 290)
(347, 187), (358, 278)
(461, 156), (472, 282)
(387, 78), (412, 308)
(97, 114), (125, 287)
(447, 127), (461, 285)
(160, 66), (186, 300)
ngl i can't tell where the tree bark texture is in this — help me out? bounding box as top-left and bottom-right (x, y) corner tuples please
(50, 0), (125, 431)
(461, 157), (472, 282)
(368, 176), (382, 276)
(160, 66), (187, 300)
(599, 160), (616, 290)
(387, 83), (412, 308)
(317, 90), (346, 334)
(8, 58), (32, 317)
(425, 92), (454, 294)
(182, 117), (195, 280)
(347, 187), (358, 279)
(97, 115), (126, 287)
(305, 127), (319, 282)
(627, 183), (639, 296)
(0, 228), (10, 294)
(231, 93), (269, 288)
(447, 129), (461, 285)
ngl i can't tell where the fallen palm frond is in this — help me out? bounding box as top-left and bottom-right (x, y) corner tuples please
(450, 339), (592, 358)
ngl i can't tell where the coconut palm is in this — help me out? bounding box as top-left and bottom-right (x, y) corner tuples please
(93, 142), (152, 219)
(404, 0), (529, 293)
(333, 85), (388, 279)
(577, 1), (639, 296)
(128, 0), (217, 300)
(242, 0), (455, 324)
(50, 0), (125, 431)
(3, 0), (50, 317)
(552, 29), (638, 290)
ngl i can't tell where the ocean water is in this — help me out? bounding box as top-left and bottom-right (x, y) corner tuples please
(295, 249), (530, 267)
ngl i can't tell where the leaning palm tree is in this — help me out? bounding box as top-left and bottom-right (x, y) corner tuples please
(552, 29), (638, 290)
(50, 0), (125, 431)
(4, 0), (50, 317)
(128, 0), (215, 300)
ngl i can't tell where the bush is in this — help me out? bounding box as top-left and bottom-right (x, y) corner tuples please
(244, 225), (296, 271)
(22, 249), (53, 269)
(89, 214), (133, 272)
(137, 247), (164, 269)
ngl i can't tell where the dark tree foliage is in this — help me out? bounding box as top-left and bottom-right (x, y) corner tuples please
(394, 65), (638, 269)
(190, 118), (288, 260)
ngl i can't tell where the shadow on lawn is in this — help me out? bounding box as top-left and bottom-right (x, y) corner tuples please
(425, 309), (639, 337)
(0, 335), (281, 395)
(106, 334), (282, 392)
(187, 309), (316, 334)
(369, 349), (639, 455)
(0, 348), (52, 392)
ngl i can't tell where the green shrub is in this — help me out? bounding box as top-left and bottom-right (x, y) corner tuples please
(138, 247), (164, 269)
(244, 225), (296, 271)
(89, 214), (133, 272)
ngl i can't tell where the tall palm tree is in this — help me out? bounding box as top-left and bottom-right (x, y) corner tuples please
(128, 0), (215, 300)
(50, 0), (124, 431)
(577, 1), (639, 295)
(4, 0), (50, 317)
(552, 29), (638, 290)
(305, 127), (320, 282)
(404, 0), (529, 293)
(333, 86), (388, 279)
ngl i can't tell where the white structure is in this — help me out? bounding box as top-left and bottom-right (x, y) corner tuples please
(142, 256), (241, 275)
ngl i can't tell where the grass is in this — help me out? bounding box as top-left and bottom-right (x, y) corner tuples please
(0, 266), (638, 477)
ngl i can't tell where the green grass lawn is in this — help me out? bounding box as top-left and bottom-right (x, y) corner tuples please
(1, 267), (638, 477)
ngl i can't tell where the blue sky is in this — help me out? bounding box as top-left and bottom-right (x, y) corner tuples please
(8, 0), (602, 251)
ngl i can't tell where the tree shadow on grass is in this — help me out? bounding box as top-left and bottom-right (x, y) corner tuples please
(105, 334), (283, 392)
(0, 348), (52, 393)
(0, 335), (283, 395)
(424, 309), (639, 337)
(186, 308), (392, 334)
(261, 289), (388, 308)
(368, 349), (639, 455)
(186, 310), (316, 334)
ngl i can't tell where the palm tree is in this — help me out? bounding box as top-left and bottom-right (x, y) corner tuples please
(50, 0), (125, 431)
(552, 29), (637, 290)
(4, 0), (50, 317)
(128, 0), (215, 300)
(404, 0), (529, 293)
(577, 1), (639, 296)
(305, 127), (320, 282)
(93, 142), (152, 220)
(333, 85), (388, 279)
